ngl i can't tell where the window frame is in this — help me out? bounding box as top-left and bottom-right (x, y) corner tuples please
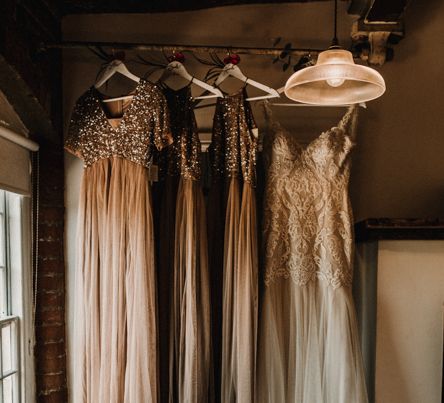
(0, 316), (20, 401)
(0, 190), (35, 403)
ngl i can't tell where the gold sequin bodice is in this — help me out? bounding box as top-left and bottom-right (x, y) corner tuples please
(209, 89), (258, 185)
(65, 79), (172, 168)
(158, 84), (201, 180)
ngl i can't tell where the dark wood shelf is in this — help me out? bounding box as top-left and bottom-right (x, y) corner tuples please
(355, 218), (444, 242)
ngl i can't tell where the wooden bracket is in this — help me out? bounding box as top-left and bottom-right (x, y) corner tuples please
(351, 19), (404, 66)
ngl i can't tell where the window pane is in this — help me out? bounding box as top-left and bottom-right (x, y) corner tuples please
(4, 375), (12, 403)
(0, 268), (6, 317)
(0, 190), (23, 402)
(0, 191), (6, 318)
(0, 212), (4, 268)
(1, 323), (16, 375)
(3, 373), (18, 403)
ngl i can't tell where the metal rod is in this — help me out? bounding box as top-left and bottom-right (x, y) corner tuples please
(40, 41), (323, 56)
(196, 102), (366, 110)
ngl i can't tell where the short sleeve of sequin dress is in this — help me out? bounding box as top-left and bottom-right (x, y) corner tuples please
(65, 79), (172, 403)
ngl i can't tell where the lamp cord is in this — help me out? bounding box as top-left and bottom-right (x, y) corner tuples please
(332, 0), (339, 47)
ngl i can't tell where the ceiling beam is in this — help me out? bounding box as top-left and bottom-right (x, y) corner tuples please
(348, 0), (409, 23)
(62, 0), (330, 15)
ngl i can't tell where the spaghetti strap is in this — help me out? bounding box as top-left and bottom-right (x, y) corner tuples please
(260, 100), (285, 136)
(338, 105), (359, 140)
(260, 99), (273, 120)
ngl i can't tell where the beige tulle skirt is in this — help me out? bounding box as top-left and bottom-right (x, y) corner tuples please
(221, 178), (258, 403)
(169, 178), (213, 402)
(73, 157), (158, 403)
(257, 278), (368, 403)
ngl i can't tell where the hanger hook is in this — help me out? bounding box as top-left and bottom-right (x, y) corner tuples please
(223, 51), (241, 66)
(167, 50), (185, 64)
(109, 48), (125, 62)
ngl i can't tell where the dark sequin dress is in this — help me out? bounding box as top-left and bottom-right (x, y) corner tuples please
(208, 88), (259, 402)
(156, 84), (213, 403)
(65, 79), (172, 403)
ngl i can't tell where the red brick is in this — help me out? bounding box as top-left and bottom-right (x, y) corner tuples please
(38, 258), (65, 273)
(40, 303), (64, 312)
(38, 340), (66, 357)
(39, 373), (67, 392)
(39, 224), (63, 242)
(38, 206), (64, 223)
(37, 273), (64, 291)
(35, 353), (66, 374)
(37, 389), (68, 403)
(38, 240), (63, 259)
(35, 309), (64, 325)
(39, 187), (64, 207)
(39, 169), (63, 186)
(36, 290), (64, 307)
(35, 341), (66, 360)
(35, 324), (65, 343)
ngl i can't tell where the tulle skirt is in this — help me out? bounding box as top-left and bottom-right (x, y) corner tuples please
(73, 157), (158, 403)
(169, 178), (213, 402)
(221, 178), (258, 403)
(155, 174), (178, 402)
(257, 278), (368, 403)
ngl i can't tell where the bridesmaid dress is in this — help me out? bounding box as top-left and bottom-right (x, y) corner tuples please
(65, 79), (172, 403)
(208, 88), (259, 403)
(159, 84), (213, 403)
(257, 104), (368, 403)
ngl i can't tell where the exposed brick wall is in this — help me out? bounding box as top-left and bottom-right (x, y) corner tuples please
(0, 1), (67, 402)
(34, 142), (67, 402)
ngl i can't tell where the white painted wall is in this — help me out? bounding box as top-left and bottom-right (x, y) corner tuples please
(376, 241), (444, 403)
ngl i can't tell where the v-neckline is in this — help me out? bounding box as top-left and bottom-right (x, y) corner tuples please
(266, 104), (354, 154)
(92, 79), (144, 131)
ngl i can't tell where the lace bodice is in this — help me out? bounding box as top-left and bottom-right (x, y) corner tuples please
(262, 104), (358, 289)
(65, 79), (172, 168)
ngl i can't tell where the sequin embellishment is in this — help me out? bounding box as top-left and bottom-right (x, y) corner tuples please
(158, 84), (201, 181)
(65, 79), (172, 168)
(209, 88), (258, 185)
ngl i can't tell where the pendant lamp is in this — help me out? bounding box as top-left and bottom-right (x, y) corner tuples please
(284, 0), (386, 105)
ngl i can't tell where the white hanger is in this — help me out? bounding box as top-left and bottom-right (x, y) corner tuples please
(159, 61), (223, 100)
(272, 86), (367, 108)
(214, 63), (280, 101)
(95, 59), (141, 103)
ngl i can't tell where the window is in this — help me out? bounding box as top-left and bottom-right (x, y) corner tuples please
(0, 190), (34, 403)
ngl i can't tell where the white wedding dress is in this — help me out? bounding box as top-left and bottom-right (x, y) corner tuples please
(257, 104), (368, 403)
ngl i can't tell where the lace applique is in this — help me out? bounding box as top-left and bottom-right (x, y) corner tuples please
(262, 103), (358, 289)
